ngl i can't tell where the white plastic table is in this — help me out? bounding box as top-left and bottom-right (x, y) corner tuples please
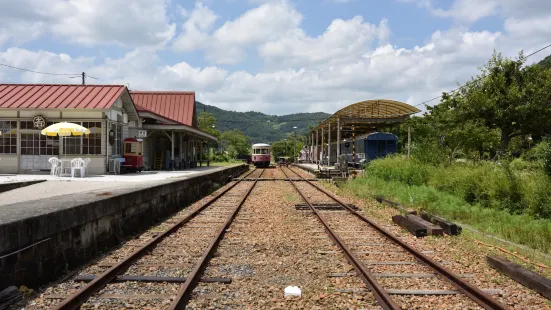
(59, 159), (73, 177)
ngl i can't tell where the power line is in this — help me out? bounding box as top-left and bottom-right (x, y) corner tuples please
(69, 72), (99, 85)
(0, 63), (80, 76)
(412, 43), (551, 109)
(0, 63), (100, 85)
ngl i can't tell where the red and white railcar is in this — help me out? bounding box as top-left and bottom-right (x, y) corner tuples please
(251, 143), (271, 167)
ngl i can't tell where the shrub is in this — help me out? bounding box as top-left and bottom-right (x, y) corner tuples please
(510, 158), (542, 172)
(364, 155), (551, 219)
(213, 152), (232, 162)
(365, 155), (430, 186)
(542, 143), (551, 177)
(523, 140), (550, 162)
(523, 172), (551, 218)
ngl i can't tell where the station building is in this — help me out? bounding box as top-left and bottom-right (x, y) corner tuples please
(0, 84), (216, 175)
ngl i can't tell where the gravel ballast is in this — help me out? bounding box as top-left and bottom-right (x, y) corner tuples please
(17, 166), (551, 309)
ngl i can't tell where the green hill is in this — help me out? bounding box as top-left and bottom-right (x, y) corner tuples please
(196, 102), (330, 143)
(538, 54), (551, 69)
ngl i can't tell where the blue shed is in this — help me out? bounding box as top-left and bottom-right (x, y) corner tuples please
(364, 132), (398, 160)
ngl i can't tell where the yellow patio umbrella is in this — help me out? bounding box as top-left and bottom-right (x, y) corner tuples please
(41, 122), (91, 137)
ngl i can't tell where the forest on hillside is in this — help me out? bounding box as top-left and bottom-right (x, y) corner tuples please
(195, 102), (329, 143)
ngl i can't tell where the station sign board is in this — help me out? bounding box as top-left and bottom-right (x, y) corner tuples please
(137, 130), (147, 138)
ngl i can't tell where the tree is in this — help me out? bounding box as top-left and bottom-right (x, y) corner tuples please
(220, 129), (250, 158)
(404, 93), (500, 166)
(451, 51), (551, 155)
(270, 135), (305, 161)
(197, 111), (221, 139)
(538, 54), (551, 70)
(271, 140), (289, 159)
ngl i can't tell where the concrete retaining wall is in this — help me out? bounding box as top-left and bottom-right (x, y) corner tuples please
(0, 164), (248, 291)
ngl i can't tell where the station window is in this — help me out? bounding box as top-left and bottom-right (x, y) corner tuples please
(0, 121), (17, 154)
(20, 121), (59, 156)
(63, 122), (102, 155)
(83, 122), (102, 155)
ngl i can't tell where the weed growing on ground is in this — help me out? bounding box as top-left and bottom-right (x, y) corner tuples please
(343, 172), (551, 254)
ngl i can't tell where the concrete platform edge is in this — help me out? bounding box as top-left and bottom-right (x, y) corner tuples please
(0, 180), (47, 194)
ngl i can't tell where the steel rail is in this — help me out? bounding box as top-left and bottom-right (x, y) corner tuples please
(285, 166), (510, 310)
(280, 168), (401, 310)
(168, 169), (263, 309)
(54, 167), (258, 310)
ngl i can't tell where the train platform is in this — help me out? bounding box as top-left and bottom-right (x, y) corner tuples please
(294, 163), (336, 172)
(0, 166), (236, 207)
(0, 164), (248, 291)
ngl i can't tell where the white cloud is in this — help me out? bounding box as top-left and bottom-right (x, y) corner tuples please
(172, 2), (218, 52)
(431, 0), (499, 24)
(1, 0), (550, 117)
(0, 0), (176, 48)
(0, 26), (524, 115)
(399, 0), (551, 25)
(173, 0), (303, 64)
(259, 17), (390, 68)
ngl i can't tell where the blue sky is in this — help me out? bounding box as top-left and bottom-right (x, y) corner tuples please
(0, 0), (549, 115)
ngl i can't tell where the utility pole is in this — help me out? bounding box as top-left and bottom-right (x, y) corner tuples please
(407, 126), (411, 159)
(293, 126), (297, 162)
(77, 72), (98, 85)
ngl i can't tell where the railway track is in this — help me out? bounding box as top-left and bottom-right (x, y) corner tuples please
(281, 166), (510, 310)
(45, 167), (264, 310)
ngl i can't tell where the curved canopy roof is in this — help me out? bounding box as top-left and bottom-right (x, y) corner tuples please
(309, 99), (420, 137)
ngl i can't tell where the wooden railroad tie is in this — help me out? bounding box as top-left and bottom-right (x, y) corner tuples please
(406, 214), (444, 236)
(44, 294), (172, 300)
(295, 203), (359, 211)
(0, 286), (23, 310)
(327, 272), (475, 278)
(73, 274), (232, 284)
(487, 255), (551, 300)
(334, 288), (502, 295)
(391, 215), (427, 238)
(419, 211), (462, 235)
(317, 250), (435, 255)
(377, 196), (462, 236)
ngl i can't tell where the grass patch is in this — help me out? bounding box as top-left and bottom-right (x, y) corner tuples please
(283, 192), (300, 203)
(342, 174), (551, 254)
(365, 155), (551, 218)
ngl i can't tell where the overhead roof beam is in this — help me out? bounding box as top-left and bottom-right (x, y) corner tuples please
(340, 117), (406, 124)
(308, 99), (420, 135)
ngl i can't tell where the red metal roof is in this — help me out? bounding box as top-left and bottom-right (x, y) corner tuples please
(130, 91), (196, 127)
(0, 84), (126, 109)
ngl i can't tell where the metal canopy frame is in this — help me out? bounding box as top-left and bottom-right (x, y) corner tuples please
(306, 99), (420, 165)
(309, 99), (420, 139)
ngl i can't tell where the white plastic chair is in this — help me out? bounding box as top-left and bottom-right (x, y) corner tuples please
(71, 158), (86, 178)
(83, 158), (91, 176)
(48, 157), (61, 176)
